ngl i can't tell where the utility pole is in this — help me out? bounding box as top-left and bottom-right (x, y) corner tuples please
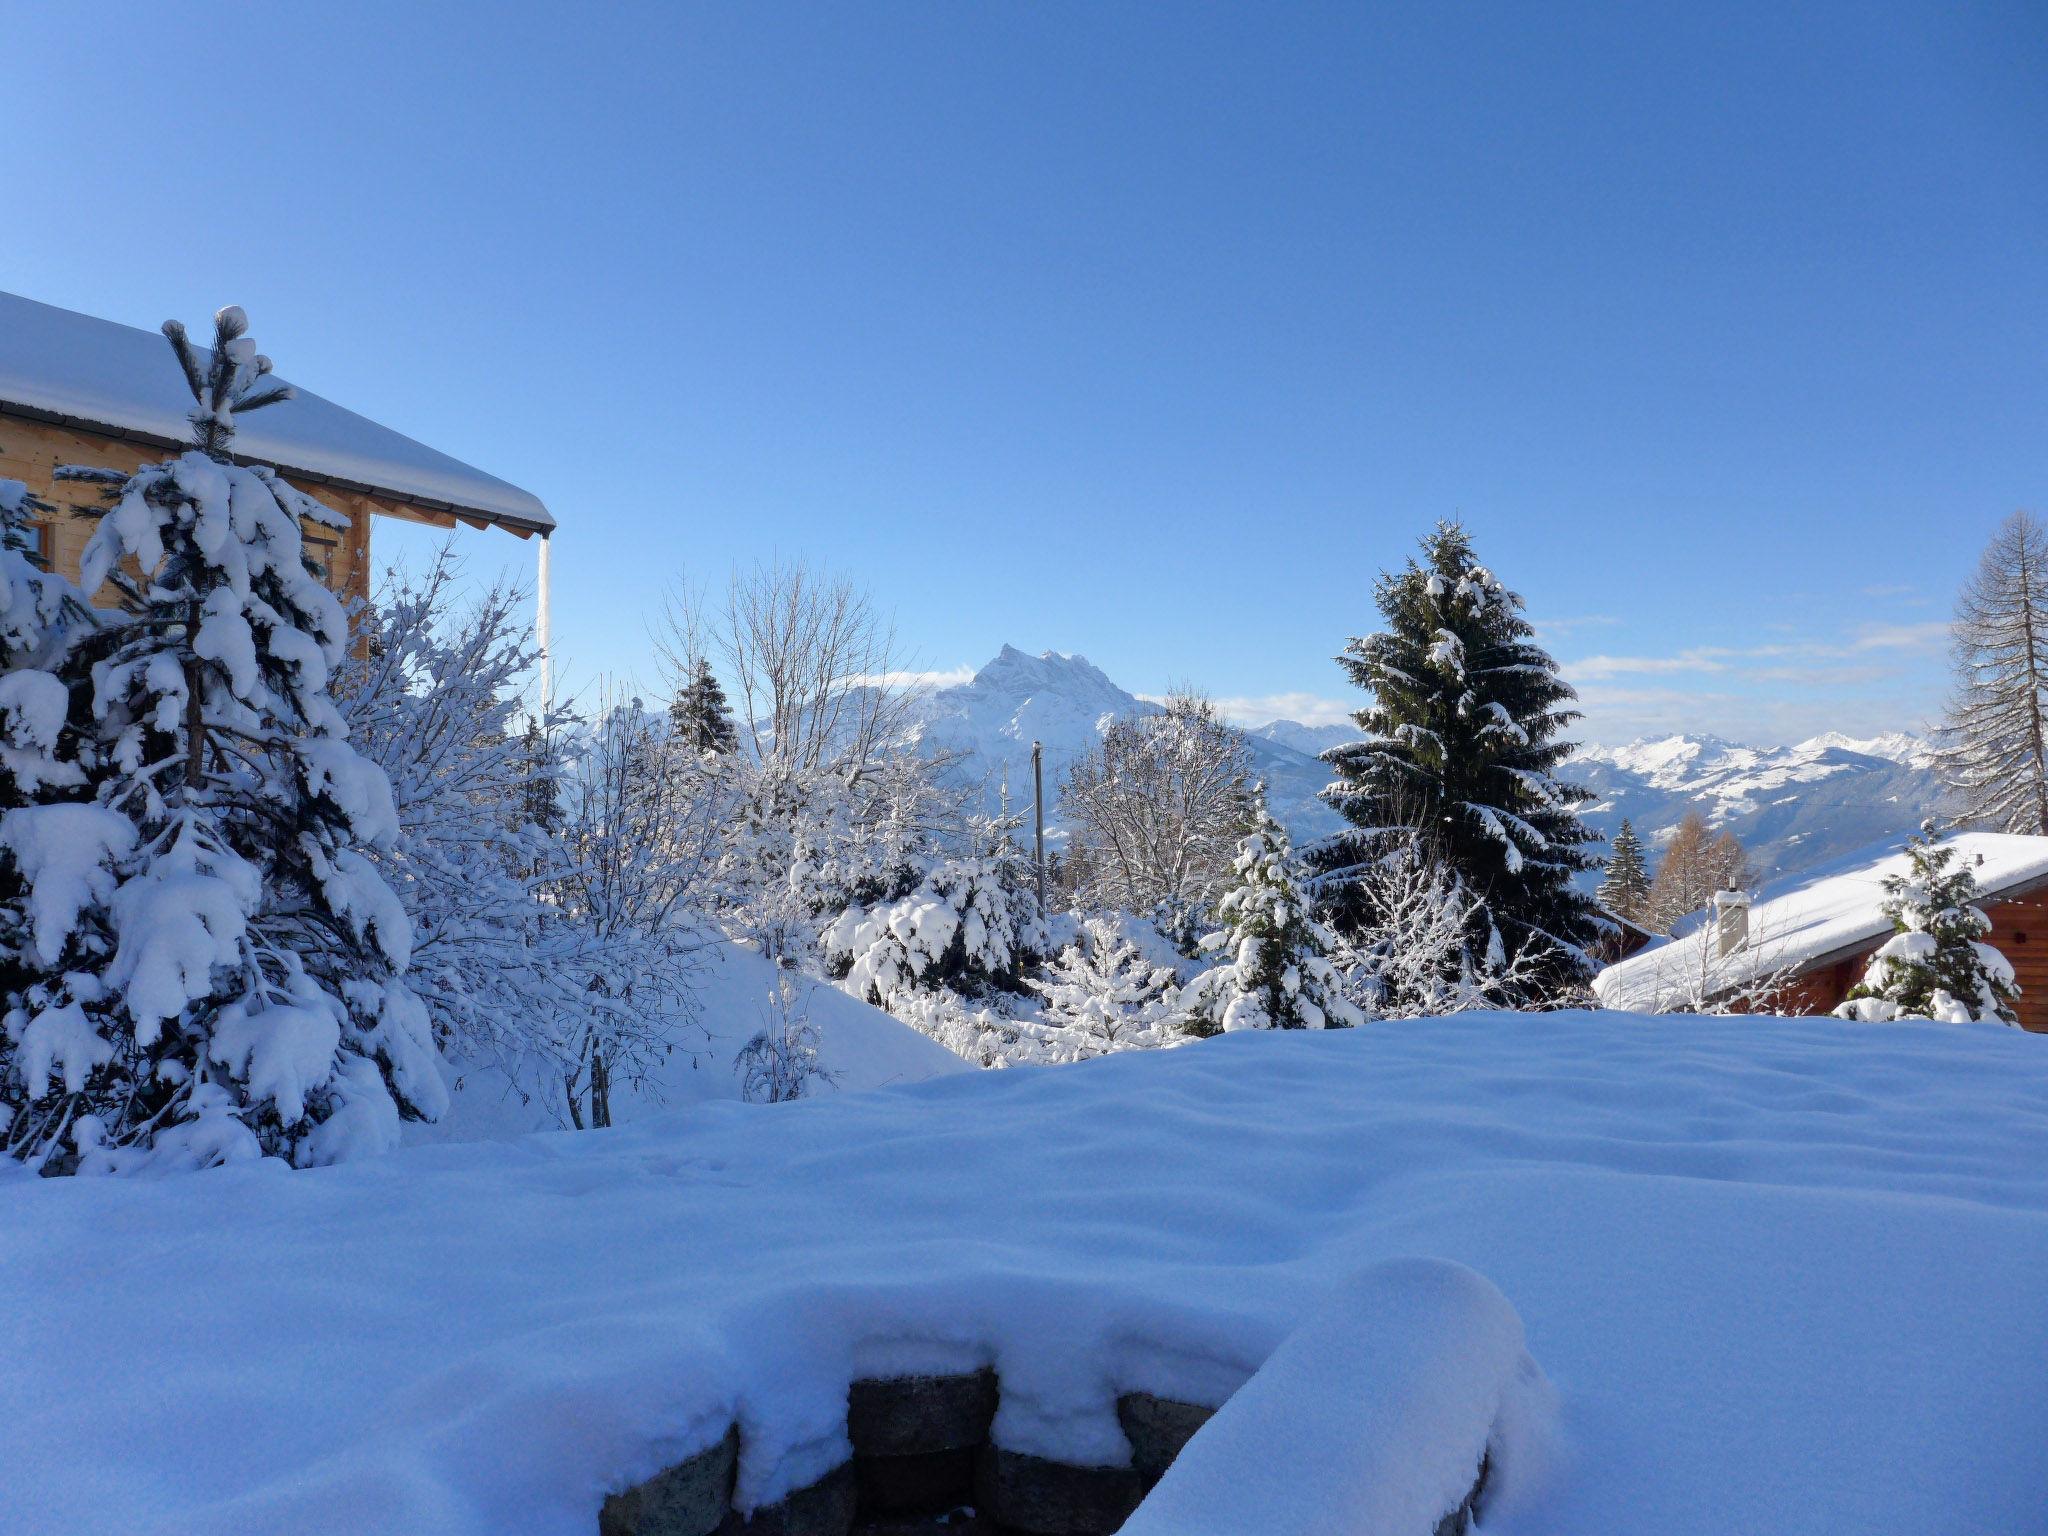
(1032, 740), (1047, 913)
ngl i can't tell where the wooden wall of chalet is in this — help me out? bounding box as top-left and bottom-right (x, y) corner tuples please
(1757, 888), (2048, 1033)
(0, 414), (390, 605)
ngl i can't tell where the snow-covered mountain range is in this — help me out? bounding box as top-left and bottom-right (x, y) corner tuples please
(909, 647), (1343, 844)
(913, 648), (1945, 885)
(1568, 732), (1943, 881)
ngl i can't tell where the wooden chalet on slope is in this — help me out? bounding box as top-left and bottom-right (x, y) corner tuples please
(1593, 832), (2048, 1031)
(0, 292), (553, 603)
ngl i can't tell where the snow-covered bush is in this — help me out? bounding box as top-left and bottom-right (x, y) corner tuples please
(825, 856), (1047, 1010)
(1027, 910), (1186, 1057)
(0, 479), (91, 806)
(1835, 823), (2019, 1025)
(547, 693), (727, 1127)
(335, 552), (604, 1115)
(1326, 844), (1544, 1019)
(1178, 807), (1362, 1034)
(1, 308), (438, 1173)
(733, 972), (836, 1102)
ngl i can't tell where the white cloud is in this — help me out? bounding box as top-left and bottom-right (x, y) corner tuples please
(1851, 621), (1949, 653)
(1210, 691), (1356, 728)
(847, 665), (977, 690)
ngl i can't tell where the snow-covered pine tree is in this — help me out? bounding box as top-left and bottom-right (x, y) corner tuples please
(0, 307), (442, 1173)
(1835, 822), (2020, 1025)
(1315, 522), (1605, 1001)
(670, 658), (739, 754)
(1597, 819), (1652, 925)
(1938, 511), (2048, 833)
(1177, 801), (1362, 1034)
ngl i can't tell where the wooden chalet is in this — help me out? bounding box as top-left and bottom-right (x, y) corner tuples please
(1593, 832), (2048, 1031)
(0, 291), (553, 603)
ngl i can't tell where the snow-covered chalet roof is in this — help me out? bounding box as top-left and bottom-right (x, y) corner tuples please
(1593, 830), (2048, 1012)
(0, 291), (553, 535)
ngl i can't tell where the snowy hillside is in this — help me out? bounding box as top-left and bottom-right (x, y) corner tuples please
(1567, 732), (1944, 882)
(910, 647), (1343, 843)
(409, 943), (970, 1145)
(1245, 718), (1356, 757)
(5, 1013), (2045, 1535)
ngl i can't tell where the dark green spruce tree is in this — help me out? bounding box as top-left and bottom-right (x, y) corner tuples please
(670, 658), (739, 754)
(1597, 819), (1652, 925)
(1315, 521), (1606, 1003)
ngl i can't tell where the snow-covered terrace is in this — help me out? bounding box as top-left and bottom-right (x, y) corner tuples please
(1593, 830), (2048, 1013)
(4, 1012), (2046, 1535)
(0, 291), (552, 535)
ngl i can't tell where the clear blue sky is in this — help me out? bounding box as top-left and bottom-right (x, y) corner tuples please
(12, 2), (2045, 743)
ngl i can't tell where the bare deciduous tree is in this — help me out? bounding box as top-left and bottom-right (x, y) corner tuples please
(1059, 692), (1257, 930)
(1939, 510), (2048, 833)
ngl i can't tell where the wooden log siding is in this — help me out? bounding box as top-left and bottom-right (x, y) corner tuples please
(1740, 888), (2048, 1034)
(0, 413), (489, 609)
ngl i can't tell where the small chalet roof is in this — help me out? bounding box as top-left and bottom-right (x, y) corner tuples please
(0, 292), (552, 535)
(1593, 830), (2048, 1013)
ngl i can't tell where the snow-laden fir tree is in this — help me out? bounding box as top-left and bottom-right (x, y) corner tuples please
(1938, 511), (2048, 833)
(1597, 819), (1652, 926)
(1027, 911), (1185, 1056)
(670, 657), (739, 754)
(1835, 822), (2020, 1025)
(0, 307), (441, 1173)
(1315, 522), (1605, 1001)
(1177, 801), (1362, 1034)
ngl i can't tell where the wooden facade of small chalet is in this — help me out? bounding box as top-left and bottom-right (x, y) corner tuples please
(1593, 832), (2048, 1033)
(0, 292), (552, 602)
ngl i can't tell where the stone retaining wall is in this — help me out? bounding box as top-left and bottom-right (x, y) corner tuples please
(598, 1369), (1490, 1536)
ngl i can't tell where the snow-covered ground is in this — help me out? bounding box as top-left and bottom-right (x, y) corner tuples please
(4, 1012), (2046, 1536)
(406, 942), (969, 1144)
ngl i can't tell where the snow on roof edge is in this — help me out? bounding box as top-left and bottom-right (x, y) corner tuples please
(0, 292), (553, 534)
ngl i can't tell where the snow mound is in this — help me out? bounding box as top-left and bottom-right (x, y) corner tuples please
(3, 1013), (2046, 1535)
(411, 942), (971, 1142)
(1127, 1257), (1548, 1536)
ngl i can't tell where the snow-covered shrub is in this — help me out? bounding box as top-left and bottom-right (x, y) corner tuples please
(1835, 823), (2019, 1025)
(547, 693), (727, 1127)
(1178, 807), (1362, 1034)
(825, 856), (1047, 1010)
(0, 478), (91, 805)
(733, 972), (836, 1102)
(1, 308), (438, 1173)
(335, 552), (598, 1114)
(1027, 910), (1186, 1057)
(1326, 844), (1544, 1019)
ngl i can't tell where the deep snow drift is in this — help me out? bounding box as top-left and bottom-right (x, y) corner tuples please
(4, 1013), (2046, 1535)
(406, 942), (970, 1143)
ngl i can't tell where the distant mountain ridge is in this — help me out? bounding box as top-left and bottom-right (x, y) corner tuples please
(1567, 732), (1945, 883)
(908, 647), (1343, 844)
(911, 648), (1944, 888)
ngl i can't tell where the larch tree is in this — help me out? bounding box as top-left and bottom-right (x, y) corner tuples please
(1597, 819), (1652, 925)
(0, 307), (442, 1173)
(1835, 822), (2020, 1025)
(1642, 811), (1749, 933)
(1315, 521), (1605, 1002)
(1938, 510), (2048, 834)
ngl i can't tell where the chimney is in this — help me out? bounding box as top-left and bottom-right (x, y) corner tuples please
(1713, 886), (1750, 957)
